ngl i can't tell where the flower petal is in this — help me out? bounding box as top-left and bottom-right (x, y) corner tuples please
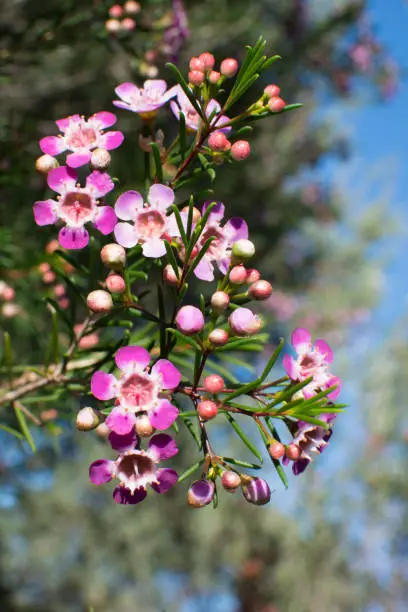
(291, 328), (312, 354)
(39, 136), (67, 156)
(33, 199), (57, 226)
(149, 400), (179, 431)
(91, 371), (117, 400)
(224, 217), (248, 241)
(89, 459), (113, 485)
(202, 201), (224, 222)
(58, 226), (89, 250)
(115, 190), (143, 221)
(47, 166), (77, 193)
(115, 346), (151, 371)
(148, 433), (179, 461)
(282, 354), (298, 380)
(56, 114), (80, 132)
(151, 468), (178, 494)
(144, 79), (168, 97)
(91, 111), (117, 128)
(314, 339), (334, 363)
(93, 206), (117, 235)
(292, 459), (310, 476)
(106, 408), (136, 435)
(66, 150), (92, 168)
(86, 171), (114, 198)
(113, 486), (147, 505)
(112, 101), (133, 112)
(142, 238), (166, 258)
(326, 376), (341, 400)
(194, 259), (215, 281)
(151, 359), (181, 389)
(114, 222), (139, 248)
(148, 184), (174, 210)
(108, 429), (138, 452)
(115, 82), (139, 103)
(100, 131), (125, 151)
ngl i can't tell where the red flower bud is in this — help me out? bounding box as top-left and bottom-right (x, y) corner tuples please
(269, 442), (285, 460)
(220, 58), (238, 77)
(231, 140), (251, 161)
(197, 400), (218, 421)
(248, 280), (273, 301)
(208, 329), (229, 346)
(268, 96), (286, 113)
(203, 375), (225, 394)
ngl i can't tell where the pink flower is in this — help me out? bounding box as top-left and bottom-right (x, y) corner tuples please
(170, 86), (231, 132)
(39, 112), (124, 168)
(33, 167), (116, 250)
(193, 202), (248, 281)
(113, 80), (177, 115)
(89, 430), (178, 505)
(283, 328), (341, 400)
(283, 414), (336, 476)
(91, 346), (181, 436)
(114, 184), (183, 257)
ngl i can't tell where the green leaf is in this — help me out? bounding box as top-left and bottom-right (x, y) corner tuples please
(271, 458), (289, 489)
(178, 459), (204, 483)
(166, 328), (202, 352)
(14, 404), (36, 452)
(166, 63), (205, 119)
(164, 240), (180, 279)
(2, 331), (12, 382)
(225, 413), (263, 462)
(179, 112), (187, 161)
(150, 142), (163, 182)
(0, 424), (24, 440)
(222, 456), (261, 470)
(46, 307), (60, 365)
(185, 236), (216, 281)
(260, 338), (284, 381)
(170, 204), (187, 245)
(55, 250), (88, 275)
(181, 417), (201, 449)
(224, 377), (261, 401)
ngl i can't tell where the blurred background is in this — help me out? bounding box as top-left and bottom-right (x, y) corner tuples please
(0, 0), (407, 610)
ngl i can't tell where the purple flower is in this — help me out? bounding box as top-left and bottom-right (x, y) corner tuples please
(162, 0), (190, 62)
(33, 166), (116, 250)
(170, 86), (231, 133)
(282, 328), (341, 400)
(284, 414), (336, 476)
(89, 432), (178, 505)
(91, 346), (181, 436)
(193, 202), (248, 281)
(113, 80), (178, 115)
(39, 112), (124, 168)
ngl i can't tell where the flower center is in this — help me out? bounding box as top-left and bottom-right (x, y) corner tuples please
(120, 373), (156, 408)
(66, 123), (98, 150)
(199, 225), (226, 259)
(60, 191), (95, 226)
(136, 209), (166, 239)
(116, 452), (156, 489)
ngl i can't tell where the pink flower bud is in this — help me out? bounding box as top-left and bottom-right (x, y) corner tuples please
(135, 415), (155, 437)
(264, 84), (280, 99)
(58, 297), (70, 310)
(35, 154), (59, 175)
(78, 332), (99, 350)
(197, 400), (218, 421)
(100, 244), (126, 270)
(229, 265), (247, 285)
(187, 479), (215, 508)
(189, 56), (205, 71)
(106, 273), (126, 294)
(176, 305), (205, 335)
(269, 442), (285, 460)
(53, 284), (66, 298)
(76, 407), (101, 431)
(163, 264), (181, 287)
(43, 271), (56, 284)
(109, 4), (123, 18)
(189, 70), (205, 86)
(268, 96), (286, 113)
(231, 140), (251, 161)
(124, 1), (140, 14)
(2, 286), (15, 301)
(90, 148), (111, 170)
(181, 205), (201, 222)
(221, 470), (241, 491)
(86, 290), (113, 313)
(208, 328), (229, 346)
(105, 18), (121, 33)
(231, 239), (255, 263)
(242, 477), (271, 506)
(121, 17), (136, 30)
(208, 131), (229, 152)
(220, 58), (238, 77)
(199, 52), (215, 70)
(38, 263), (51, 274)
(248, 280), (273, 301)
(46, 239), (60, 254)
(2, 303), (21, 318)
(95, 423), (110, 438)
(40, 409), (58, 422)
(229, 307), (262, 336)
(210, 291), (230, 314)
(204, 374), (225, 394)
(208, 70), (221, 84)
(285, 444), (301, 461)
(245, 268), (261, 284)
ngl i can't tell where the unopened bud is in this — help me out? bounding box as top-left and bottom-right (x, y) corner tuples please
(269, 442), (285, 460)
(231, 140), (251, 161)
(242, 477), (271, 506)
(58, 297), (70, 310)
(248, 280), (273, 300)
(198, 52), (215, 70)
(231, 239), (255, 263)
(189, 57), (205, 71)
(2, 303), (21, 318)
(187, 479), (215, 508)
(203, 375), (225, 394)
(208, 328), (229, 346)
(229, 307), (262, 336)
(105, 18), (121, 33)
(109, 4), (123, 17)
(181, 205), (201, 223)
(86, 290), (113, 313)
(53, 284), (65, 298)
(43, 271), (56, 284)
(229, 265), (247, 285)
(163, 264), (181, 286)
(106, 273), (126, 294)
(135, 415), (155, 437)
(221, 470), (241, 491)
(220, 58), (239, 77)
(124, 1), (140, 14)
(197, 400), (218, 421)
(246, 268), (261, 284)
(208, 131), (229, 152)
(76, 407), (101, 431)
(121, 17), (136, 31)
(46, 239), (60, 254)
(2, 286), (15, 301)
(189, 70), (205, 86)
(210, 291), (230, 314)
(176, 305), (205, 335)
(40, 409), (58, 422)
(100, 243), (126, 270)
(35, 154), (59, 175)
(285, 444), (301, 461)
(90, 148), (111, 170)
(208, 70), (221, 84)
(95, 423), (110, 438)
(264, 84), (280, 99)
(268, 96), (286, 113)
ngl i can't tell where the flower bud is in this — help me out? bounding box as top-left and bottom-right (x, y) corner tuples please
(221, 470), (241, 491)
(90, 148), (111, 170)
(124, 1), (140, 14)
(2, 303), (21, 318)
(242, 477), (271, 505)
(189, 56), (205, 71)
(106, 273), (126, 294)
(198, 52), (215, 70)
(285, 444), (301, 461)
(2, 286), (15, 301)
(40, 409), (58, 422)
(86, 290), (113, 313)
(46, 239), (60, 254)
(269, 442), (285, 460)
(35, 154), (59, 175)
(231, 239), (255, 263)
(38, 263), (50, 274)
(229, 308), (262, 336)
(231, 140), (251, 161)
(121, 17), (136, 31)
(53, 284), (65, 298)
(176, 305), (205, 335)
(210, 291), (230, 314)
(78, 332), (99, 350)
(58, 297), (70, 310)
(268, 96), (286, 113)
(264, 84), (280, 99)
(100, 243), (126, 270)
(204, 374), (225, 394)
(43, 271), (56, 284)
(197, 400), (218, 421)
(163, 264), (181, 287)
(109, 4), (123, 18)
(229, 265), (247, 285)
(208, 131), (229, 152)
(189, 70), (205, 86)
(208, 328), (229, 346)
(208, 70), (221, 84)
(181, 205), (201, 223)
(187, 479), (215, 508)
(248, 280), (273, 301)
(95, 423), (110, 438)
(220, 58), (239, 77)
(105, 18), (121, 33)
(76, 407), (101, 431)
(245, 268), (261, 284)
(135, 415), (155, 437)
